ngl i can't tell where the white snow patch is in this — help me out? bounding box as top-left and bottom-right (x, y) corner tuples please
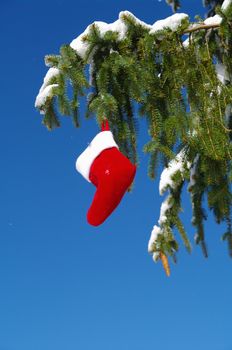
(204, 14), (222, 26)
(70, 11), (152, 60)
(215, 63), (230, 84)
(150, 13), (189, 34)
(35, 67), (59, 109)
(152, 251), (160, 262)
(182, 37), (189, 47)
(158, 195), (172, 225)
(89, 60), (95, 86)
(92, 19), (127, 39)
(119, 10), (152, 30)
(35, 84), (58, 109)
(40, 68), (59, 91)
(222, 0), (232, 11)
(110, 48), (118, 54)
(148, 149), (191, 258)
(148, 225), (162, 253)
(70, 28), (90, 59)
(70, 17), (128, 60)
(188, 154), (199, 189)
(159, 149), (187, 195)
(148, 195), (173, 254)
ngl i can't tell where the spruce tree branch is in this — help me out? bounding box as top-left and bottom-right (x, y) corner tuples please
(184, 22), (220, 34)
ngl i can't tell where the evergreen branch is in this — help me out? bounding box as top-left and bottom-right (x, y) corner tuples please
(184, 22), (220, 34)
(36, 5), (232, 268)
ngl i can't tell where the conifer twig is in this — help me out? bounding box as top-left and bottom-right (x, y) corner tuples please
(160, 252), (171, 277)
(184, 22), (220, 34)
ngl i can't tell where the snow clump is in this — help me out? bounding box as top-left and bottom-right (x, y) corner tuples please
(35, 67), (59, 111)
(150, 13), (189, 34)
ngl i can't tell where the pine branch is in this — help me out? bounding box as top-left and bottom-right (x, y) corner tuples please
(184, 22), (221, 34)
(36, 4), (232, 269)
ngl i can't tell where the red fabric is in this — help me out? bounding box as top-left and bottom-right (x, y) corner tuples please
(87, 147), (136, 226)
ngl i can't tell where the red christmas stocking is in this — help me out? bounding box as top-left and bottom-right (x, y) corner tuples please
(76, 121), (136, 226)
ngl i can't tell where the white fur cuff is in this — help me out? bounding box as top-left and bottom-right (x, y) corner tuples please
(76, 131), (118, 182)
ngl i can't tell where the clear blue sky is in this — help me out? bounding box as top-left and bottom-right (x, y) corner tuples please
(1, 1), (232, 349)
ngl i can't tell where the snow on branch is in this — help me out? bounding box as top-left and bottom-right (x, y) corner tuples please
(70, 11), (189, 61)
(35, 67), (59, 112)
(215, 63), (230, 84)
(150, 13), (188, 34)
(35, 0), (232, 110)
(222, 0), (232, 11)
(35, 11), (190, 112)
(159, 149), (190, 195)
(69, 0), (231, 61)
(148, 149), (190, 260)
(70, 17), (128, 59)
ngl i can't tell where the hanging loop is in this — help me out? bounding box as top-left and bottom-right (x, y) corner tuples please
(101, 119), (110, 131)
